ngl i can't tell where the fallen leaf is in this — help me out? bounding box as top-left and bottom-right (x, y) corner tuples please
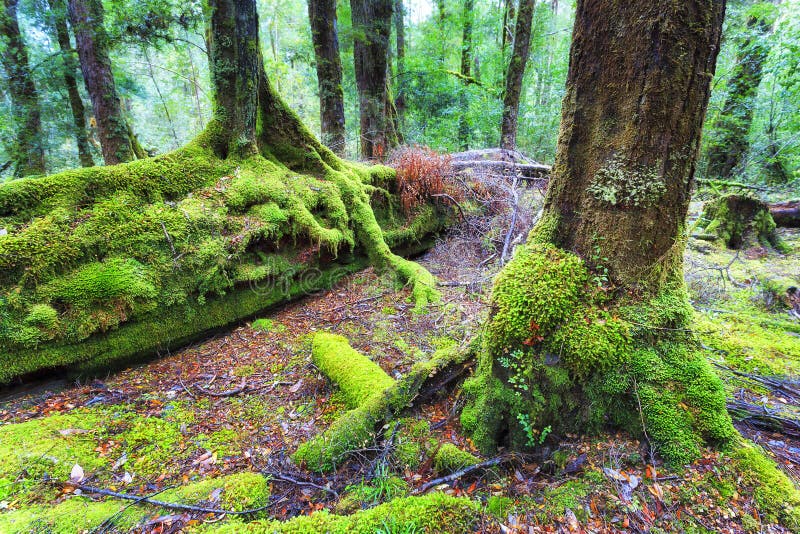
(70, 464), (84, 483)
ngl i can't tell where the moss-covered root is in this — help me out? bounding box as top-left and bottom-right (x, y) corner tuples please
(293, 345), (470, 472)
(0, 473), (271, 534)
(698, 194), (786, 251)
(733, 441), (800, 529)
(311, 333), (395, 409)
(460, 243), (736, 465)
(207, 493), (479, 534)
(331, 167), (440, 310)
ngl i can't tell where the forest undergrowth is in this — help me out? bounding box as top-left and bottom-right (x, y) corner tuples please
(0, 185), (798, 533)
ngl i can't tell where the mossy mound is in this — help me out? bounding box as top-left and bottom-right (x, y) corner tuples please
(0, 472), (270, 534)
(432, 443), (480, 475)
(207, 493), (479, 533)
(461, 243), (735, 465)
(0, 127), (449, 384)
(698, 194), (784, 251)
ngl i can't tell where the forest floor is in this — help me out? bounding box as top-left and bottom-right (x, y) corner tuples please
(0, 190), (798, 533)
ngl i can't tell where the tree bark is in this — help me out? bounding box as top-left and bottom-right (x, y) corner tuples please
(706, 9), (775, 179)
(394, 0), (406, 133)
(0, 0), (46, 176)
(48, 0), (94, 167)
(68, 0), (137, 165)
(539, 0), (727, 290)
(308, 0), (346, 155)
(457, 0), (474, 150)
(350, 0), (396, 160)
(500, 0), (535, 150)
(463, 0), (734, 467)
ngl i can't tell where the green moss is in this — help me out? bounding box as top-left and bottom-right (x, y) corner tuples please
(732, 443), (800, 528)
(207, 493), (479, 534)
(311, 333), (395, 409)
(0, 472), (270, 533)
(463, 245), (735, 465)
(294, 346), (467, 472)
(196, 428), (242, 457)
(486, 495), (513, 518)
(537, 480), (589, 522)
(1, 125), (449, 383)
(388, 419), (430, 470)
(432, 444), (480, 475)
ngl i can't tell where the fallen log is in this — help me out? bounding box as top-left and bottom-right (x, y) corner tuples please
(451, 159), (551, 180)
(769, 199), (800, 228)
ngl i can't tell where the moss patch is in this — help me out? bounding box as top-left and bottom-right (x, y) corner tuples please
(207, 493), (479, 533)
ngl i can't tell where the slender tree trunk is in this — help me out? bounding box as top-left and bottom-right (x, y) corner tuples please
(350, 0), (396, 160)
(500, 0), (535, 150)
(457, 0), (474, 150)
(308, 0), (346, 155)
(0, 0), (45, 176)
(464, 0), (734, 466)
(49, 0), (94, 167)
(501, 0), (515, 61)
(706, 9), (775, 179)
(394, 0), (406, 133)
(68, 0), (137, 165)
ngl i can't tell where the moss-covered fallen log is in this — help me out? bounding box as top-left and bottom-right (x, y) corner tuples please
(0, 129), (453, 385)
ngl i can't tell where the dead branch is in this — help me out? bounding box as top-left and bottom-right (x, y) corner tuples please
(412, 455), (507, 494)
(192, 377), (248, 397)
(48, 480), (276, 516)
(259, 470), (338, 498)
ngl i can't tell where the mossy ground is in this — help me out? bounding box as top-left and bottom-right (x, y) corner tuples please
(0, 198), (798, 532)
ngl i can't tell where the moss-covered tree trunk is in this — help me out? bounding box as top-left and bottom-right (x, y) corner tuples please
(67, 0), (137, 165)
(463, 0), (736, 465)
(0, 0), (46, 176)
(499, 0), (534, 150)
(308, 0), (346, 156)
(706, 7), (775, 180)
(48, 0), (94, 168)
(350, 0), (397, 160)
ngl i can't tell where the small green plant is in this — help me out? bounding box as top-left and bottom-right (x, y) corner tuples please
(589, 239), (610, 288)
(498, 349), (529, 393)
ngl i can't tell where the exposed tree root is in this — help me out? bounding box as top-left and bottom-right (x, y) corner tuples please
(293, 335), (475, 472)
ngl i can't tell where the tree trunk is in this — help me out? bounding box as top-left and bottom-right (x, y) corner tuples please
(500, 0), (535, 150)
(0, 0), (45, 176)
(308, 0), (346, 156)
(463, 0), (736, 467)
(394, 0), (406, 133)
(48, 0), (94, 167)
(67, 0), (137, 165)
(457, 0), (474, 150)
(350, 0), (396, 160)
(705, 8), (775, 179)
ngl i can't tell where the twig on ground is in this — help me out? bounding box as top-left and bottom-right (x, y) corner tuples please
(49, 480), (276, 516)
(194, 377), (248, 397)
(412, 456), (506, 494)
